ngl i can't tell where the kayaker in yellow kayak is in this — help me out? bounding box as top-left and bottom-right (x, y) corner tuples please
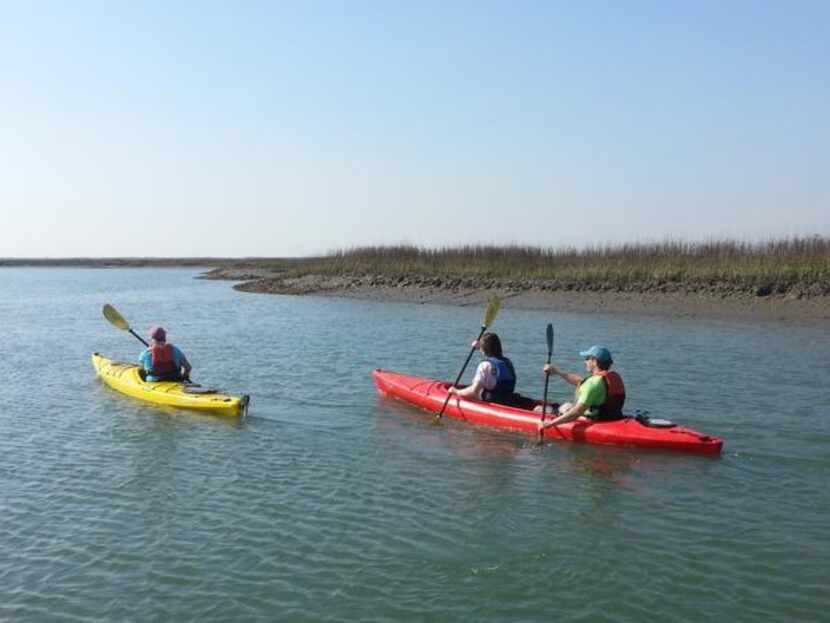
(139, 326), (192, 382)
(537, 345), (626, 428)
(446, 332), (519, 406)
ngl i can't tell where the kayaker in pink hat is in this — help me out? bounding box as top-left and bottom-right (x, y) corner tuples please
(139, 325), (192, 382)
(537, 344), (626, 429)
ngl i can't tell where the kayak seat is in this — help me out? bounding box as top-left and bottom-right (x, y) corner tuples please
(494, 393), (540, 411)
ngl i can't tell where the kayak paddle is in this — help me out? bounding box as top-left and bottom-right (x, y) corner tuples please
(540, 323), (553, 440)
(435, 296), (502, 421)
(102, 304), (149, 347)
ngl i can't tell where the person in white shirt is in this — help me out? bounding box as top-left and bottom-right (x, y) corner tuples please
(447, 332), (518, 405)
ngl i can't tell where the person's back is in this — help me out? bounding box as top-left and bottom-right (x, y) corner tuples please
(139, 326), (192, 382)
(481, 355), (518, 405)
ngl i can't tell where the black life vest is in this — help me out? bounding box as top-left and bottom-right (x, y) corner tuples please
(482, 356), (517, 405)
(149, 343), (179, 380)
(594, 370), (626, 420)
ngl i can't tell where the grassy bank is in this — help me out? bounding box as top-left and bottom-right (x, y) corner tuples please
(258, 237), (830, 296)
(10, 239), (827, 298)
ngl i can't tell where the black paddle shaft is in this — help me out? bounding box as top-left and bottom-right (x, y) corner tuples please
(129, 329), (149, 347)
(436, 325), (488, 419)
(541, 323), (554, 426)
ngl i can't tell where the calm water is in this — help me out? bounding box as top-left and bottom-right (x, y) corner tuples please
(0, 268), (827, 622)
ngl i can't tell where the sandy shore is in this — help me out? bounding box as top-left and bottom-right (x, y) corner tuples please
(202, 269), (830, 324)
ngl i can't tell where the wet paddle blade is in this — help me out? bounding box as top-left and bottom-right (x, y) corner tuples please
(483, 296), (502, 328)
(102, 304), (130, 331)
(546, 323), (554, 356)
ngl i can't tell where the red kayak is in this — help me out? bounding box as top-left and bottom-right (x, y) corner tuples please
(372, 369), (723, 455)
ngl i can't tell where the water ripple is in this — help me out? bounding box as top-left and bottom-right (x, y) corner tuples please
(1, 268), (828, 621)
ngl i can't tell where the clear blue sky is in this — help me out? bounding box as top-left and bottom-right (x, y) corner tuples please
(2, 1), (828, 257)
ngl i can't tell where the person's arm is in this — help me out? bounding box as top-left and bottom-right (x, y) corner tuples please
(541, 402), (588, 428)
(448, 378), (482, 399)
(543, 362), (582, 386)
(139, 350), (150, 371)
(447, 361), (487, 400)
(173, 346), (192, 379)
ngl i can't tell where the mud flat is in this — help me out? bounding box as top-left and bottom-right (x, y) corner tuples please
(202, 268), (830, 324)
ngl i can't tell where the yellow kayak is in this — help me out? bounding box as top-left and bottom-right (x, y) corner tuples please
(92, 353), (249, 417)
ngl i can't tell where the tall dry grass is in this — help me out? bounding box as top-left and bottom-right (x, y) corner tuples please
(289, 237), (829, 290)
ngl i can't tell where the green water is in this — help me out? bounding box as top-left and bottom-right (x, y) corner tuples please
(0, 268), (827, 622)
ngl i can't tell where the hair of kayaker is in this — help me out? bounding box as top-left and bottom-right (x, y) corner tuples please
(595, 359), (612, 371)
(480, 332), (504, 358)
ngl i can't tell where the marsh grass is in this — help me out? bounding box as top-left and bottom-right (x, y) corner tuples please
(288, 237), (830, 292)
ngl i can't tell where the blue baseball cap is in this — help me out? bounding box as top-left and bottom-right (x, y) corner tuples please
(579, 345), (613, 364)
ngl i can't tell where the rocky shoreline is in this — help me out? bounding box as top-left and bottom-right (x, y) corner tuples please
(201, 268), (830, 324)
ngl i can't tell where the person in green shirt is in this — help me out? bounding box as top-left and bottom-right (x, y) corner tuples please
(538, 345), (621, 429)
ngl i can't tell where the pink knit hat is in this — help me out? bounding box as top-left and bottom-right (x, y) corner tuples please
(148, 326), (166, 341)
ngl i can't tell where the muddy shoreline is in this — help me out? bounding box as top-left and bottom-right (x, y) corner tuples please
(202, 268), (830, 324)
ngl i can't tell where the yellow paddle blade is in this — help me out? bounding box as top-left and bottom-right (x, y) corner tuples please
(102, 304), (130, 331)
(483, 296), (502, 328)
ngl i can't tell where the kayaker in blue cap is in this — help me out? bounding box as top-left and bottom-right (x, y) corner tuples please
(447, 332), (519, 406)
(538, 344), (626, 429)
(139, 326), (192, 382)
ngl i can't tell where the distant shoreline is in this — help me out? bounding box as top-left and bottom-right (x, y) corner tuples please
(0, 258), (243, 268)
(5, 248), (828, 323)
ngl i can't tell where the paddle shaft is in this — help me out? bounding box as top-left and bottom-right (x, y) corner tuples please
(537, 324), (556, 443)
(541, 354), (552, 421)
(436, 325), (488, 419)
(541, 323), (553, 423)
(130, 329), (149, 347)
(103, 304), (150, 347)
